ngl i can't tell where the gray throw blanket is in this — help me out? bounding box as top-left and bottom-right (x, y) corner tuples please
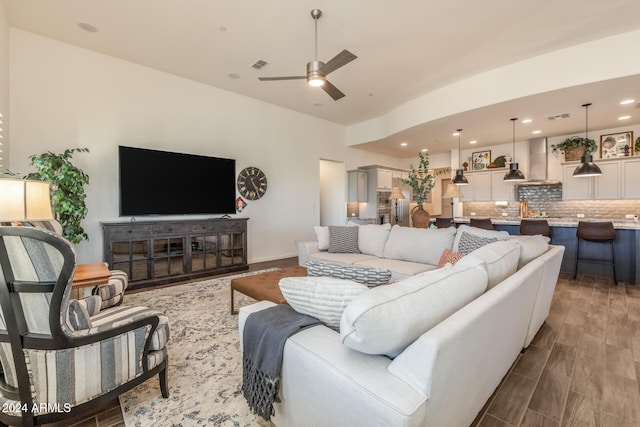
(242, 304), (322, 421)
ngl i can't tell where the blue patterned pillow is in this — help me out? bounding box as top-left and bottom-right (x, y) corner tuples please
(328, 226), (360, 254)
(457, 232), (498, 255)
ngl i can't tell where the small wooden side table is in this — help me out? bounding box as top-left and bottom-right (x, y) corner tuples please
(72, 262), (111, 290)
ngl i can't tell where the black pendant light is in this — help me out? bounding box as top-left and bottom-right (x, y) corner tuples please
(452, 128), (468, 185)
(573, 103), (602, 177)
(504, 118), (525, 181)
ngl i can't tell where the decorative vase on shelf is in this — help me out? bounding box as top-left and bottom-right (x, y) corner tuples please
(411, 205), (430, 228)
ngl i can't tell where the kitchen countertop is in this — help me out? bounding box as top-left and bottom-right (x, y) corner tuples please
(453, 217), (640, 230)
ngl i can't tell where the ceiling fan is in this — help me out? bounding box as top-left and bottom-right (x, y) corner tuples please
(258, 9), (357, 100)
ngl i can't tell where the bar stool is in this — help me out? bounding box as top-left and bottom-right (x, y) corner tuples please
(520, 219), (551, 237)
(470, 218), (494, 230)
(573, 221), (617, 283)
(435, 217), (455, 228)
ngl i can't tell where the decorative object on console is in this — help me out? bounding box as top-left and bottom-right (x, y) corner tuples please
(235, 196), (247, 212)
(573, 103), (602, 177)
(453, 129), (469, 185)
(389, 186), (405, 224)
(24, 148), (89, 243)
(237, 167), (268, 200)
(504, 118), (525, 181)
(600, 130), (634, 159)
(0, 178), (53, 222)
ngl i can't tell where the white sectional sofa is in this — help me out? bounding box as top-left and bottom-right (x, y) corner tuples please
(239, 224), (565, 427)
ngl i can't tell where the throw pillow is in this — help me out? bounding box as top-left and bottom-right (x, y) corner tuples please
(306, 261), (391, 287)
(328, 225), (360, 254)
(456, 232), (498, 255)
(340, 261), (488, 357)
(67, 295), (102, 331)
(383, 225), (457, 266)
(279, 276), (369, 329)
(314, 226), (330, 251)
(437, 249), (464, 268)
(452, 224), (509, 254)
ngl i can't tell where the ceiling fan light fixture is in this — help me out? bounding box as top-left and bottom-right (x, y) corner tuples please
(307, 61), (325, 87)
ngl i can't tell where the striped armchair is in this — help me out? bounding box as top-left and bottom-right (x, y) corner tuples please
(0, 226), (169, 427)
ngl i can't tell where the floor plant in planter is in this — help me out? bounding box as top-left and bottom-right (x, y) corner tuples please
(400, 152), (449, 228)
(25, 148), (90, 243)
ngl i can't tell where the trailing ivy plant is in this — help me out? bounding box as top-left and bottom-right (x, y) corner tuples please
(400, 152), (450, 205)
(25, 148), (90, 243)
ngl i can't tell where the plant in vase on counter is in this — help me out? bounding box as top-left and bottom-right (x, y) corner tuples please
(400, 152), (449, 228)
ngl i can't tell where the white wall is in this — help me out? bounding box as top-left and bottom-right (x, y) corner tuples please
(319, 159), (347, 226)
(0, 3), (8, 171)
(8, 29), (400, 263)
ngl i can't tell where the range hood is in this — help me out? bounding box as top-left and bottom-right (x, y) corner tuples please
(522, 137), (561, 184)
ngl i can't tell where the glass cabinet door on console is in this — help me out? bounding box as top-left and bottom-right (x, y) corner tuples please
(153, 237), (185, 277)
(219, 232), (246, 267)
(111, 240), (150, 282)
(190, 235), (218, 272)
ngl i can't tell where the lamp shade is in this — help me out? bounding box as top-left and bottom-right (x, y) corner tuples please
(504, 163), (525, 181)
(0, 179), (54, 221)
(389, 186), (405, 200)
(573, 154), (602, 177)
(442, 182), (464, 198)
(452, 169), (468, 185)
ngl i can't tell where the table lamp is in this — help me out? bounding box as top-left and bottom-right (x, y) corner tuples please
(0, 178), (54, 223)
(389, 186), (405, 224)
(442, 183), (463, 217)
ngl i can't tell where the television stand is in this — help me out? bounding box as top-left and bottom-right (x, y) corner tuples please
(102, 218), (248, 290)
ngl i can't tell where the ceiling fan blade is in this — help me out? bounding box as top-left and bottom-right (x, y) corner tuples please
(320, 49), (357, 75)
(258, 76), (306, 81)
(322, 80), (345, 101)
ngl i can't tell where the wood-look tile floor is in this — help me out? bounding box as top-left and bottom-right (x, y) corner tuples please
(53, 265), (640, 427)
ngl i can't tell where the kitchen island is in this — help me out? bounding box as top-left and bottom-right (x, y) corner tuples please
(452, 217), (640, 284)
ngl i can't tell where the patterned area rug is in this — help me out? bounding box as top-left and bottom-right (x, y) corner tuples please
(119, 269), (279, 426)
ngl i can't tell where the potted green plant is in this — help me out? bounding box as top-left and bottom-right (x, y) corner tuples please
(551, 136), (597, 161)
(25, 148), (90, 243)
(400, 152), (449, 228)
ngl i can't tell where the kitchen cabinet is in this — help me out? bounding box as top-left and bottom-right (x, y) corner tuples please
(460, 172), (491, 201)
(377, 168), (393, 190)
(594, 162), (620, 199)
(563, 164), (592, 200)
(347, 170), (368, 202)
(490, 170), (516, 201)
(622, 158), (640, 199)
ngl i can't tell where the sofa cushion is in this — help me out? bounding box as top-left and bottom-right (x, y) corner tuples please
(357, 223), (392, 257)
(279, 276), (369, 329)
(309, 252), (378, 266)
(355, 258), (436, 282)
(453, 224), (509, 254)
(340, 260), (488, 357)
(329, 226), (360, 254)
(383, 225), (457, 266)
(455, 240), (520, 289)
(314, 226), (330, 250)
(306, 261), (391, 287)
(437, 249), (464, 268)
(509, 235), (550, 269)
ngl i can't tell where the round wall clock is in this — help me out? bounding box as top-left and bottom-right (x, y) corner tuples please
(237, 167), (268, 200)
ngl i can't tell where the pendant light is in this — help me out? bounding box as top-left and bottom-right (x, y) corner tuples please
(573, 103), (602, 177)
(452, 128), (468, 185)
(504, 118), (525, 181)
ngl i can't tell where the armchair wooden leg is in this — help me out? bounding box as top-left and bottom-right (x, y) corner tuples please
(159, 362), (169, 398)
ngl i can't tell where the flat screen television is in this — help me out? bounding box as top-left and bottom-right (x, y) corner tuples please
(118, 146), (236, 216)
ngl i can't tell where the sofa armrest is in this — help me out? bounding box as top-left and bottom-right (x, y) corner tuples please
(238, 300), (277, 352)
(298, 241), (320, 266)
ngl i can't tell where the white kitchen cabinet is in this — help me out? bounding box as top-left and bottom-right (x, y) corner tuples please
(594, 162), (620, 199)
(347, 170), (368, 202)
(622, 158), (640, 199)
(490, 170), (515, 201)
(377, 168), (393, 190)
(460, 172), (491, 201)
(563, 164), (592, 200)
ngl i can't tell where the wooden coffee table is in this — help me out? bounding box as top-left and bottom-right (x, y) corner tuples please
(230, 266), (307, 314)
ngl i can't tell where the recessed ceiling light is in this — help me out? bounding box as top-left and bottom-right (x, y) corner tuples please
(618, 115), (631, 120)
(400, 142), (408, 147)
(313, 103), (323, 107)
(227, 73), (240, 79)
(452, 132), (460, 136)
(421, 148), (428, 152)
(469, 140), (477, 144)
(521, 119), (532, 124)
(532, 130), (542, 134)
(78, 22), (98, 33)
(620, 99), (635, 105)
(219, 26), (228, 32)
